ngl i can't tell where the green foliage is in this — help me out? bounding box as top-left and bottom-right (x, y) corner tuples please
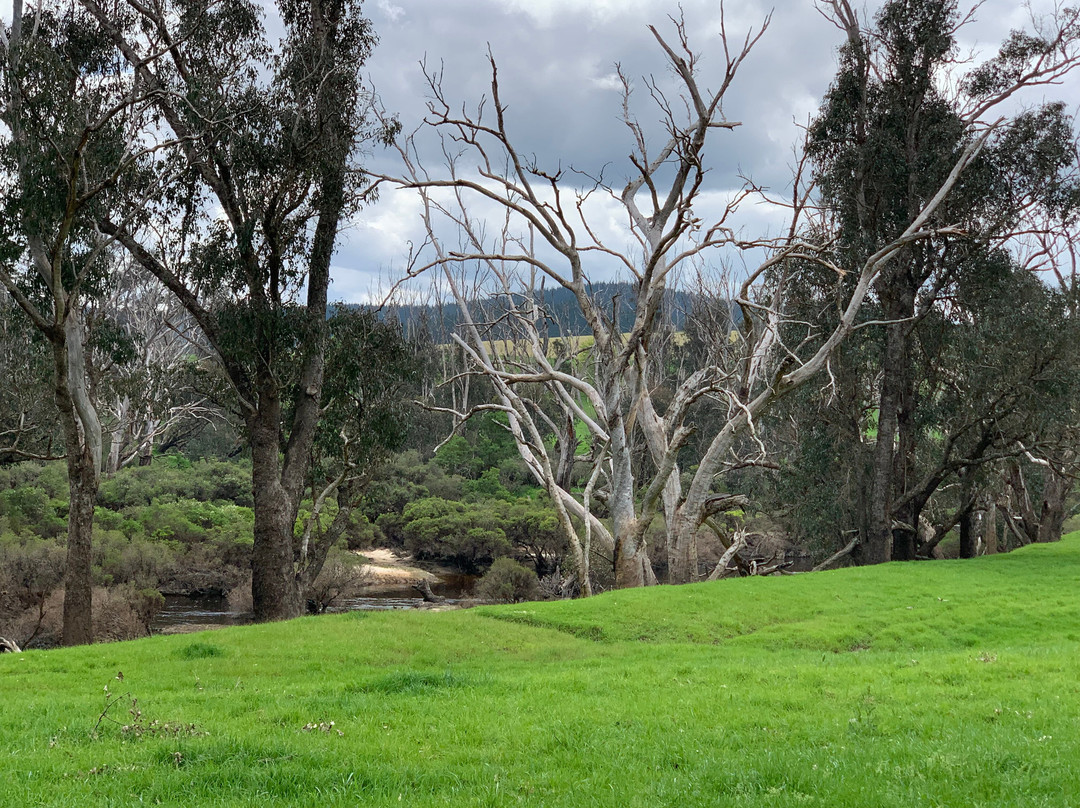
(314, 309), (424, 474)
(461, 467), (513, 502)
(361, 450), (464, 523)
(476, 557), (542, 603)
(432, 435), (478, 478)
(0, 462), (68, 499)
(0, 459), (256, 614)
(400, 497), (511, 571)
(434, 412), (520, 480)
(97, 459), (254, 509)
(0, 486), (66, 539)
(92, 531), (179, 589)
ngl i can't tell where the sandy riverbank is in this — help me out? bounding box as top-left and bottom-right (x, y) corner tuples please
(356, 548), (439, 587)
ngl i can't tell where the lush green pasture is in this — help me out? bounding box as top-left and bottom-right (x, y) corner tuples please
(3, 536), (1080, 807)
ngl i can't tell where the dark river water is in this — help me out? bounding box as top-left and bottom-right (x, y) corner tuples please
(151, 574), (477, 632)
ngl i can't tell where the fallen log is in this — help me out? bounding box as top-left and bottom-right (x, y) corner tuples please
(813, 533), (860, 572)
(412, 579), (447, 603)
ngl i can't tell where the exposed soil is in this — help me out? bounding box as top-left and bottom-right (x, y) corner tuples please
(356, 548), (439, 587)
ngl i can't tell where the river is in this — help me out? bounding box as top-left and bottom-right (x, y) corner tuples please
(151, 574), (477, 633)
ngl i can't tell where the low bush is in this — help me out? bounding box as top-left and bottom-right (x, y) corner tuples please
(476, 557), (542, 603)
(305, 551), (372, 614)
(0, 584), (165, 648)
(401, 497), (512, 571)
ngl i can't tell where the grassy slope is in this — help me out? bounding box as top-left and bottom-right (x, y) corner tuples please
(3, 536), (1080, 807)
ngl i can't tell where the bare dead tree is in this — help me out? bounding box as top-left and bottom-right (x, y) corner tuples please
(87, 259), (221, 473)
(381, 10), (1014, 589)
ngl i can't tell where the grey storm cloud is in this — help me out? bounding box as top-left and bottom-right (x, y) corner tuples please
(326, 0), (1079, 302)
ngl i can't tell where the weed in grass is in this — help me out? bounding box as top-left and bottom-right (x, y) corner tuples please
(174, 641), (224, 659)
(362, 668), (469, 695)
(301, 721), (343, 736)
(92, 681), (205, 742)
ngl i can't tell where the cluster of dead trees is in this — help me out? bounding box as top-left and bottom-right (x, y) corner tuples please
(381, 0), (1080, 588)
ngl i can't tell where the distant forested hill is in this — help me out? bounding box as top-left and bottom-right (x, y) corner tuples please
(352, 282), (736, 341)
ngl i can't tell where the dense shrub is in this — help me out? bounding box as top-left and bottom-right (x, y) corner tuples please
(98, 459), (254, 509)
(0, 462), (67, 498)
(0, 487), (66, 538)
(401, 497), (512, 571)
(476, 557), (542, 603)
(0, 584), (165, 649)
(462, 467), (513, 502)
(93, 531), (180, 588)
(502, 499), (567, 577)
(342, 513), (384, 550)
(0, 536), (65, 616)
(434, 413), (520, 480)
(361, 451), (463, 521)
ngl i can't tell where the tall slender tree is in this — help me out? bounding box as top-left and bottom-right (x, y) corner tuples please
(0, 1), (159, 644)
(80, 0), (393, 620)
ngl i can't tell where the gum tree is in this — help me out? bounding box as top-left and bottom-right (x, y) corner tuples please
(0, 1), (160, 644)
(810, 0), (1080, 563)
(81, 0), (393, 619)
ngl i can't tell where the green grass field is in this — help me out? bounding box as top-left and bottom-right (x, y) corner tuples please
(4, 535), (1080, 807)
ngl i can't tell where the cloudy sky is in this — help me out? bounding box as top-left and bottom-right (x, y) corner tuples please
(325, 0), (1077, 303)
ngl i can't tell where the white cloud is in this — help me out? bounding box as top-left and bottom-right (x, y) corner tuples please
(335, 0), (1080, 303)
(498, 0), (654, 27)
(591, 72), (624, 92)
(376, 0), (405, 23)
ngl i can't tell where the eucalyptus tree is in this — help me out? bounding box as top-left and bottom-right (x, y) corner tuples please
(79, 0), (395, 619)
(0, 2), (161, 644)
(0, 300), (60, 465)
(809, 0), (1080, 563)
(88, 260), (217, 474)
(386, 10), (998, 588)
(293, 307), (423, 596)
(761, 236), (1080, 566)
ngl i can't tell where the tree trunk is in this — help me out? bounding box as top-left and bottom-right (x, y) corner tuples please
(555, 412), (576, 492)
(249, 408), (303, 621)
(890, 360), (919, 560)
(1006, 461), (1041, 544)
(62, 449), (97, 646)
(609, 419), (653, 588)
(983, 494), (998, 554)
(664, 471), (694, 584)
(52, 332), (99, 647)
(1037, 469), (1068, 543)
(891, 498), (919, 561)
(862, 277), (917, 564)
(863, 320), (904, 563)
(958, 505), (977, 558)
(615, 541), (656, 588)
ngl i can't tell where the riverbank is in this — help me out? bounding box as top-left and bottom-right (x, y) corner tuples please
(153, 549), (476, 634)
(355, 548), (439, 587)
